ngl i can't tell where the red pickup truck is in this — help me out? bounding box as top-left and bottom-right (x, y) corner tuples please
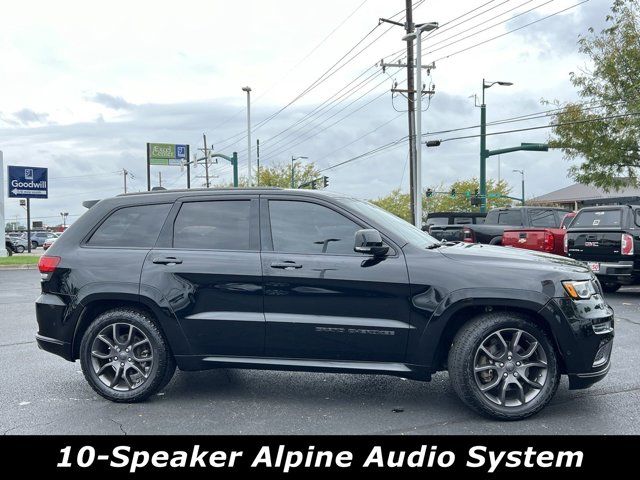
(502, 212), (576, 256)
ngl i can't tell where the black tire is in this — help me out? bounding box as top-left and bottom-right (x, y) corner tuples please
(15, 245), (25, 254)
(490, 236), (503, 245)
(31, 241), (38, 250)
(79, 309), (176, 402)
(601, 283), (621, 293)
(448, 312), (559, 420)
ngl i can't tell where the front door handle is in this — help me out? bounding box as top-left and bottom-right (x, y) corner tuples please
(270, 261), (303, 270)
(152, 256), (183, 265)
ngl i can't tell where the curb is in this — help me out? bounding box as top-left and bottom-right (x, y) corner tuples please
(0, 265), (38, 271)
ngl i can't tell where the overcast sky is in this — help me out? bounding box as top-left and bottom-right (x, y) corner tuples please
(0, 0), (610, 227)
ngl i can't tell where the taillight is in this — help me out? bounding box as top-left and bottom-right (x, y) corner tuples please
(563, 233), (569, 254)
(463, 227), (475, 243)
(621, 234), (634, 256)
(543, 231), (555, 252)
(38, 255), (60, 273)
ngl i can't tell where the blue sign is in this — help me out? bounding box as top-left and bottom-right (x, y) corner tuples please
(7, 165), (48, 199)
(175, 144), (187, 159)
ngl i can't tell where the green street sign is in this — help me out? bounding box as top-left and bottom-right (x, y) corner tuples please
(148, 143), (188, 165)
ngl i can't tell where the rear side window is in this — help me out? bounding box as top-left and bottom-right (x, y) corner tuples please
(496, 210), (522, 225)
(529, 209), (558, 227)
(426, 217), (448, 226)
(173, 200), (251, 250)
(573, 209), (622, 228)
(88, 203), (171, 247)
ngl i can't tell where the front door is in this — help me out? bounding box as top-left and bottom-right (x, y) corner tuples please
(140, 196), (264, 356)
(261, 197), (411, 362)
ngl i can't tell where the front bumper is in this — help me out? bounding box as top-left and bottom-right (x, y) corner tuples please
(541, 294), (614, 389)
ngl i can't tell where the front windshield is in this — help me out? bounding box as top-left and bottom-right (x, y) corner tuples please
(340, 198), (440, 249)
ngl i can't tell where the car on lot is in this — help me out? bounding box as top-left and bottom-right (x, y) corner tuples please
(566, 204), (640, 292)
(424, 212), (486, 242)
(36, 188), (613, 420)
(43, 236), (58, 251)
(30, 231), (58, 249)
(9, 235), (29, 253)
(5, 237), (16, 255)
(461, 206), (571, 245)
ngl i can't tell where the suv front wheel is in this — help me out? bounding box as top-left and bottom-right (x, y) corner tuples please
(448, 312), (559, 420)
(80, 309), (176, 402)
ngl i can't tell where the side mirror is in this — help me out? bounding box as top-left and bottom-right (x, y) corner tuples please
(354, 229), (389, 256)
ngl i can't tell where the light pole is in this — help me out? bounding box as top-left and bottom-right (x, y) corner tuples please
(242, 86), (252, 186)
(60, 212), (68, 229)
(480, 79), (513, 212)
(403, 21), (439, 228)
(291, 155), (308, 188)
(513, 169), (525, 205)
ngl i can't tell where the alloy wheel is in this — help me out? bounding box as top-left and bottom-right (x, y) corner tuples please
(89, 323), (154, 391)
(473, 328), (548, 407)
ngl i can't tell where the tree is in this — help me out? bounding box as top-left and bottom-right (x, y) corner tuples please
(548, 0), (640, 190)
(231, 161), (322, 188)
(371, 178), (513, 223)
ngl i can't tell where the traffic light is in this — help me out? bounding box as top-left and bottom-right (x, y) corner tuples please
(470, 189), (481, 206)
(426, 188), (433, 198)
(450, 188), (456, 197)
(323, 176), (329, 188)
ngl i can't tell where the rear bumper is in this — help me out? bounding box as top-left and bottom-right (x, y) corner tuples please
(35, 293), (75, 361)
(592, 261), (637, 284)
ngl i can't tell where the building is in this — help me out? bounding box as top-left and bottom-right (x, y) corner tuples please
(529, 180), (640, 210)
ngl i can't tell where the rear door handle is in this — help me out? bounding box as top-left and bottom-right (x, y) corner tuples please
(152, 256), (183, 265)
(270, 261), (303, 269)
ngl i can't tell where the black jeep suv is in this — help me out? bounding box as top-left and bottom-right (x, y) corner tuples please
(36, 188), (613, 420)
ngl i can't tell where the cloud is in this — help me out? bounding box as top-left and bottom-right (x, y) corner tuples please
(88, 92), (134, 110)
(11, 108), (50, 125)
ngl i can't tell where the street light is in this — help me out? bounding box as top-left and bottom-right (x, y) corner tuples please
(479, 78), (513, 212)
(291, 155), (308, 188)
(60, 212), (68, 229)
(242, 86), (252, 186)
(403, 21), (439, 228)
(513, 169), (525, 205)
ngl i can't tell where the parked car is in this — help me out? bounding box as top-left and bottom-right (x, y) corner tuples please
(566, 204), (640, 292)
(9, 236), (29, 253)
(424, 212), (487, 242)
(30, 231), (58, 249)
(43, 236), (58, 251)
(501, 212), (577, 256)
(462, 206), (571, 245)
(36, 188), (613, 420)
(5, 237), (15, 255)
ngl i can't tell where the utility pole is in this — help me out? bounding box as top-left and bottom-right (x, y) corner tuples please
(121, 168), (128, 193)
(203, 133), (210, 188)
(157, 171), (162, 188)
(242, 86), (252, 186)
(256, 139), (260, 186)
(404, 0), (416, 226)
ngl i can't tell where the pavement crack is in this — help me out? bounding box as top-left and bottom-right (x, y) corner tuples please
(617, 316), (640, 326)
(110, 418), (128, 436)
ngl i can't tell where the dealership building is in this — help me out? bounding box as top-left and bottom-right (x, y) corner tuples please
(529, 180), (640, 210)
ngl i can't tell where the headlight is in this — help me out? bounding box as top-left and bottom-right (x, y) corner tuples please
(562, 280), (597, 300)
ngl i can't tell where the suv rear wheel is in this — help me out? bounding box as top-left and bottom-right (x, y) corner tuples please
(448, 312), (559, 420)
(79, 309), (175, 402)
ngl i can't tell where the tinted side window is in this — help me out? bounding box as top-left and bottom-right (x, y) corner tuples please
(427, 217), (449, 226)
(453, 217), (473, 224)
(497, 210), (522, 225)
(88, 204), (171, 247)
(173, 201), (251, 250)
(529, 209), (558, 227)
(269, 200), (360, 255)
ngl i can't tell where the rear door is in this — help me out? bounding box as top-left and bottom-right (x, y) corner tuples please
(140, 195), (264, 356)
(567, 208), (625, 262)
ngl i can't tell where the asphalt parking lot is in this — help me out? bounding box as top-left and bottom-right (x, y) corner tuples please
(1, 268), (638, 435)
